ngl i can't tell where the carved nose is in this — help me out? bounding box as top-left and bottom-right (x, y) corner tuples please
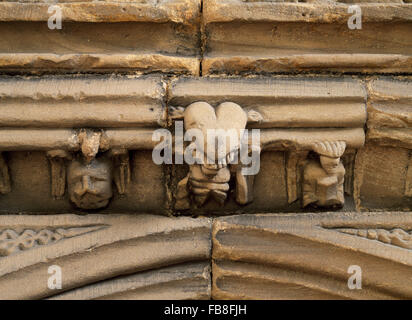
(75, 175), (93, 196)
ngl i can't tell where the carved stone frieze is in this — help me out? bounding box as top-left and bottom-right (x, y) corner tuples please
(1, 0), (412, 301)
(0, 225), (106, 257)
(170, 77), (366, 212)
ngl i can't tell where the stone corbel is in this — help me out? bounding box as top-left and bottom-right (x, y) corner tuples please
(45, 129), (131, 209)
(175, 101), (261, 209)
(0, 152), (11, 195)
(260, 129), (364, 210)
(302, 141), (346, 209)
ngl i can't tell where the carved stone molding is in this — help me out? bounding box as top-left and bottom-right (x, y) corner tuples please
(170, 76), (366, 212)
(213, 212), (412, 299)
(203, 0), (412, 75)
(0, 225), (106, 257)
(303, 141), (346, 209)
(0, 0), (201, 75)
(0, 214), (211, 300)
(175, 101), (259, 209)
(0, 75), (166, 212)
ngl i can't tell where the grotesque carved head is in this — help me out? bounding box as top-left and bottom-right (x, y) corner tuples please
(67, 157), (113, 210)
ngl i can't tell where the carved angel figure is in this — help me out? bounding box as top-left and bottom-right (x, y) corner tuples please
(302, 141), (346, 208)
(175, 101), (257, 209)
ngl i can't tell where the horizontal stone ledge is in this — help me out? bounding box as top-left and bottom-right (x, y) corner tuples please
(0, 0), (201, 24)
(0, 128), (158, 151)
(170, 76), (366, 128)
(170, 76), (366, 102)
(0, 128), (366, 151)
(204, 1), (412, 23)
(203, 54), (412, 75)
(366, 127), (412, 149)
(0, 53), (200, 75)
(260, 128), (365, 150)
(0, 75), (167, 128)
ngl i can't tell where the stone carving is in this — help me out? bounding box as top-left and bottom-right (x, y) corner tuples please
(0, 152), (11, 194)
(213, 212), (412, 299)
(46, 129), (131, 210)
(175, 102), (258, 209)
(0, 214), (211, 300)
(335, 228), (412, 250)
(67, 157), (114, 210)
(0, 225), (105, 256)
(302, 141), (346, 208)
(47, 150), (72, 198)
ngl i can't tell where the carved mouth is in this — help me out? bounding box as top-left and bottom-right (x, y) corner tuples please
(72, 194), (111, 210)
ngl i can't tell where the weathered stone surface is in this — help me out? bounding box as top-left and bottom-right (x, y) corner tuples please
(367, 77), (412, 129)
(0, 151), (167, 214)
(170, 76), (366, 128)
(213, 212), (412, 299)
(354, 144), (412, 211)
(203, 0), (412, 74)
(0, 75), (168, 213)
(0, 214), (212, 299)
(353, 77), (412, 211)
(169, 76), (365, 213)
(49, 262), (211, 300)
(0, 0), (201, 74)
(0, 75), (166, 128)
(0, 0), (201, 24)
(0, 1), (411, 301)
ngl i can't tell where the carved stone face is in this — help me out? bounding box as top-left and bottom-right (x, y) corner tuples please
(67, 158), (113, 210)
(320, 156), (341, 175)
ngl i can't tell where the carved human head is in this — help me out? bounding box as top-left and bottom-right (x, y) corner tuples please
(67, 157), (113, 210)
